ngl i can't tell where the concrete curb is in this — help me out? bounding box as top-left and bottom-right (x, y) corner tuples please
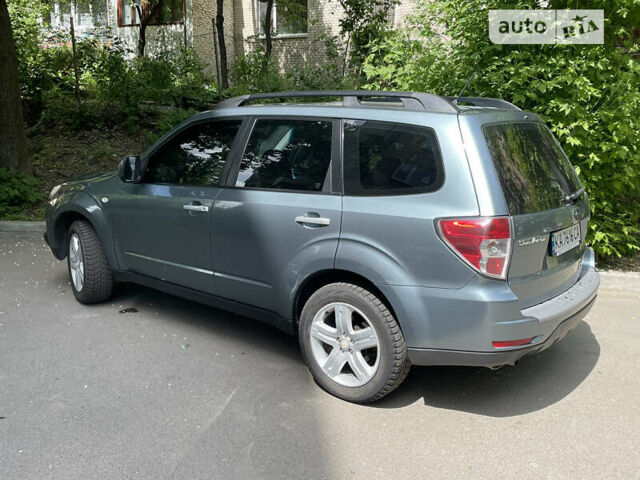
(598, 270), (640, 292)
(0, 221), (45, 233)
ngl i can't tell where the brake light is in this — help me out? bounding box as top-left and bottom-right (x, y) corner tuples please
(437, 217), (512, 279)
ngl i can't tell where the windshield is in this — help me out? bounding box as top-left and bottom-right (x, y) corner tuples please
(483, 122), (581, 215)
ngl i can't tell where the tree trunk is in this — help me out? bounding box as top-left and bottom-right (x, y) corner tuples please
(0, 0), (28, 173)
(137, 23), (146, 57)
(70, 8), (80, 105)
(135, 2), (161, 58)
(136, 4), (147, 57)
(260, 0), (274, 77)
(215, 0), (228, 90)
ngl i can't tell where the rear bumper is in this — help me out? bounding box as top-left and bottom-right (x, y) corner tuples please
(378, 248), (600, 367)
(407, 295), (596, 367)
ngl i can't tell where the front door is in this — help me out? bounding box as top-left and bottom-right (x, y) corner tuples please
(108, 119), (243, 294)
(212, 117), (342, 313)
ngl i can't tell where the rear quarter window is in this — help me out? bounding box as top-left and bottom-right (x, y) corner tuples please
(483, 122), (581, 215)
(343, 120), (444, 196)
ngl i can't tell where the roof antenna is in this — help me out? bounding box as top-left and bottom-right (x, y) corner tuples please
(454, 72), (476, 105)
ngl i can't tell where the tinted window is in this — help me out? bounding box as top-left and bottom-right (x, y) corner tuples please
(343, 120), (443, 195)
(236, 119), (332, 192)
(145, 120), (241, 186)
(483, 122), (581, 215)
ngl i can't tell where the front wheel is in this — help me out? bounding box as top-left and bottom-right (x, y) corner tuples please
(67, 220), (114, 304)
(299, 283), (410, 403)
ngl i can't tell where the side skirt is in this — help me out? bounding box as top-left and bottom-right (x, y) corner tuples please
(113, 271), (296, 335)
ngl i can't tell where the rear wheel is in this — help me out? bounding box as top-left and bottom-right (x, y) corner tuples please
(67, 220), (114, 304)
(299, 283), (410, 403)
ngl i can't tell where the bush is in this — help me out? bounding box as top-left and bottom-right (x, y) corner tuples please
(0, 168), (46, 220)
(362, 0), (640, 257)
(27, 41), (217, 132)
(227, 37), (354, 97)
(7, 0), (217, 131)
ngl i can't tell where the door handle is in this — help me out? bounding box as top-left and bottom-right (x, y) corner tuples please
(295, 215), (331, 227)
(183, 204), (209, 212)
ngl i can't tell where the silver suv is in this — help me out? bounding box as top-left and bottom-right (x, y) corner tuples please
(44, 91), (600, 403)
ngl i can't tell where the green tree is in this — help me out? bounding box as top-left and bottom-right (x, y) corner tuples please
(337, 0), (397, 79)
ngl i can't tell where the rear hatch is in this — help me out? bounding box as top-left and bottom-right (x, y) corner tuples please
(483, 121), (589, 308)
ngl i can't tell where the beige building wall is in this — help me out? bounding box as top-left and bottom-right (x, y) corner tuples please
(232, 0), (344, 71)
(191, 0), (418, 74)
(193, 0), (236, 73)
(393, 1), (417, 29)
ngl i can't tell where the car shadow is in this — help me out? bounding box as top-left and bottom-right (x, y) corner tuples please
(375, 321), (600, 417)
(110, 281), (304, 362)
(64, 271), (600, 418)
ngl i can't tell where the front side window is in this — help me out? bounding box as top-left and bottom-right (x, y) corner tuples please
(257, 0), (307, 36)
(343, 120), (444, 195)
(236, 119), (332, 192)
(483, 122), (581, 215)
(145, 120), (241, 186)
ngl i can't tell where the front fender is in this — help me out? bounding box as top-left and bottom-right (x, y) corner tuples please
(46, 191), (120, 271)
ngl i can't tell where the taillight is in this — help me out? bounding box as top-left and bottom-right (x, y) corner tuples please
(436, 217), (512, 279)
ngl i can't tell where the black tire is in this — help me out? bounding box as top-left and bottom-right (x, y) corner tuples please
(67, 220), (114, 304)
(299, 282), (410, 403)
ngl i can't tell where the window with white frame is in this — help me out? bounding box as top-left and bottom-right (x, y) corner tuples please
(118, 0), (184, 27)
(257, 0), (308, 36)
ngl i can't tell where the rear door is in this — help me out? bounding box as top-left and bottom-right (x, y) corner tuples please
(211, 117), (342, 313)
(483, 121), (589, 307)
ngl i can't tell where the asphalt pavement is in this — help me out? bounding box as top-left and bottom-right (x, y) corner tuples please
(1, 230), (639, 479)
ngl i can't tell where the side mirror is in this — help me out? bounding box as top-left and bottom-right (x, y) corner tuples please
(118, 156), (142, 183)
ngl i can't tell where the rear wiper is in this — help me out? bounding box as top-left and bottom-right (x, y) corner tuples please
(564, 187), (585, 204)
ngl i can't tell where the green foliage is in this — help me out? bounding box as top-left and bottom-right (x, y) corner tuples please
(27, 41), (217, 132)
(7, 0), (51, 120)
(145, 107), (197, 144)
(7, 0), (216, 128)
(227, 37), (354, 96)
(336, 0), (398, 76)
(362, 0), (640, 257)
(0, 168), (46, 220)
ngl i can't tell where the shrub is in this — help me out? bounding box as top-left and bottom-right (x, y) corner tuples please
(0, 168), (46, 220)
(227, 36), (355, 96)
(362, 0), (640, 257)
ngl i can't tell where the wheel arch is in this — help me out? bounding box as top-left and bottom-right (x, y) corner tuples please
(50, 194), (120, 270)
(293, 269), (400, 328)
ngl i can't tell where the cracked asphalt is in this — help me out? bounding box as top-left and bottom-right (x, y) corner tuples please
(1, 231), (639, 479)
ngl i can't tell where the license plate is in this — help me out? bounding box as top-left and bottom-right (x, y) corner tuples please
(550, 223), (581, 256)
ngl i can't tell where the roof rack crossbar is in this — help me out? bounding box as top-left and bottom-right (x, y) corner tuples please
(446, 96), (521, 111)
(215, 90), (459, 113)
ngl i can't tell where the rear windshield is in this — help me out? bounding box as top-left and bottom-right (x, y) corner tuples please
(483, 122), (581, 215)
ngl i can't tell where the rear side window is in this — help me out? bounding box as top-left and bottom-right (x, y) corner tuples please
(145, 120), (241, 186)
(483, 122), (581, 215)
(236, 118), (332, 192)
(343, 120), (443, 195)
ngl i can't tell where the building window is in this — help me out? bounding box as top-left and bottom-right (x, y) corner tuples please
(118, 0), (184, 27)
(257, 0), (308, 36)
(373, 0), (396, 27)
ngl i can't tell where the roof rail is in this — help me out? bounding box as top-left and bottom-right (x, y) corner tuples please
(215, 90), (459, 114)
(446, 96), (521, 111)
